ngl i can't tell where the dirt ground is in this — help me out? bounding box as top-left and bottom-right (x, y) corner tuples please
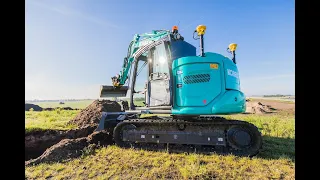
(25, 99), (294, 166)
(25, 125), (97, 161)
(68, 99), (121, 129)
(25, 130), (112, 166)
(252, 99), (295, 110)
(25, 99), (121, 166)
(25, 103), (43, 111)
(245, 99), (294, 114)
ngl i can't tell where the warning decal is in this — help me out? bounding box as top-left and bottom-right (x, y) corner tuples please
(210, 64), (218, 69)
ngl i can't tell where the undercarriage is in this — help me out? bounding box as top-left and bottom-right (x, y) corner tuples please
(98, 113), (262, 157)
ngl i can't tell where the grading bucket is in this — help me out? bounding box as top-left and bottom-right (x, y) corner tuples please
(100, 85), (129, 97)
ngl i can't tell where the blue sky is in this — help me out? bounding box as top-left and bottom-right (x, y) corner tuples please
(25, 0), (294, 100)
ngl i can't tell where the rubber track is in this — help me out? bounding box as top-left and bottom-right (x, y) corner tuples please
(113, 116), (262, 157)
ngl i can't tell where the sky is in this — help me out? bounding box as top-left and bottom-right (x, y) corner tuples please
(25, 0), (295, 100)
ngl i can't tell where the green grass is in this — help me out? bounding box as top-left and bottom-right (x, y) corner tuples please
(25, 109), (295, 179)
(224, 114), (295, 139)
(24, 99), (144, 133)
(134, 100), (145, 107)
(26, 145), (294, 180)
(27, 100), (94, 109)
(224, 114), (295, 161)
(28, 99), (147, 109)
(25, 109), (80, 133)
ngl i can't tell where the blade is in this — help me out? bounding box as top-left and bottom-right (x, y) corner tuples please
(100, 85), (129, 97)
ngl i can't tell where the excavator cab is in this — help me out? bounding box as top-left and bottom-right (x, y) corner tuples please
(145, 40), (196, 107)
(126, 38), (196, 109)
(99, 31), (195, 102)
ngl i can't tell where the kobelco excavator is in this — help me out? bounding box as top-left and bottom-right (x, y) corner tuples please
(97, 25), (262, 156)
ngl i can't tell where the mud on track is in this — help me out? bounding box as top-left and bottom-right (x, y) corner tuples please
(25, 100), (121, 166)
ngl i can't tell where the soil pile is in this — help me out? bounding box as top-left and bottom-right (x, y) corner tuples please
(25, 130), (112, 166)
(245, 101), (276, 114)
(69, 99), (122, 129)
(25, 100), (121, 166)
(25, 125), (97, 161)
(25, 103), (43, 111)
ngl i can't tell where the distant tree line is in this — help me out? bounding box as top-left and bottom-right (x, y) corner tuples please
(263, 94), (292, 97)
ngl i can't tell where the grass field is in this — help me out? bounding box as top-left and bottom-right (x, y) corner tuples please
(26, 145), (294, 179)
(25, 109), (80, 133)
(26, 99), (147, 109)
(26, 100), (94, 109)
(25, 100), (295, 179)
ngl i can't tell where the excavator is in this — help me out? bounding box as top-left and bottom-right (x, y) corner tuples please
(96, 25), (262, 156)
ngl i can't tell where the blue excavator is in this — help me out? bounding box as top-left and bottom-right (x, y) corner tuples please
(97, 25), (262, 156)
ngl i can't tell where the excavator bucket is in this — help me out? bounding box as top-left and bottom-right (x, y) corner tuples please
(100, 85), (129, 97)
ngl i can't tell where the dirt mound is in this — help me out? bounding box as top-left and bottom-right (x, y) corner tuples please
(25, 103), (43, 111)
(25, 104), (79, 111)
(61, 107), (77, 110)
(25, 100), (121, 166)
(42, 107), (54, 111)
(25, 125), (96, 160)
(69, 99), (122, 129)
(25, 130), (112, 166)
(245, 101), (275, 114)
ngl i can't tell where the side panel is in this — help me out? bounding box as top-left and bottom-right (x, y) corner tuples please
(211, 90), (246, 114)
(172, 90), (246, 115)
(223, 57), (241, 90)
(172, 52), (246, 115)
(174, 62), (222, 107)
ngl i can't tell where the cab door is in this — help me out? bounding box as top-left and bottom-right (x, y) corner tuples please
(147, 43), (171, 107)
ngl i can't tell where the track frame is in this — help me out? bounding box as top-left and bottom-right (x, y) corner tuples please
(96, 112), (262, 157)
